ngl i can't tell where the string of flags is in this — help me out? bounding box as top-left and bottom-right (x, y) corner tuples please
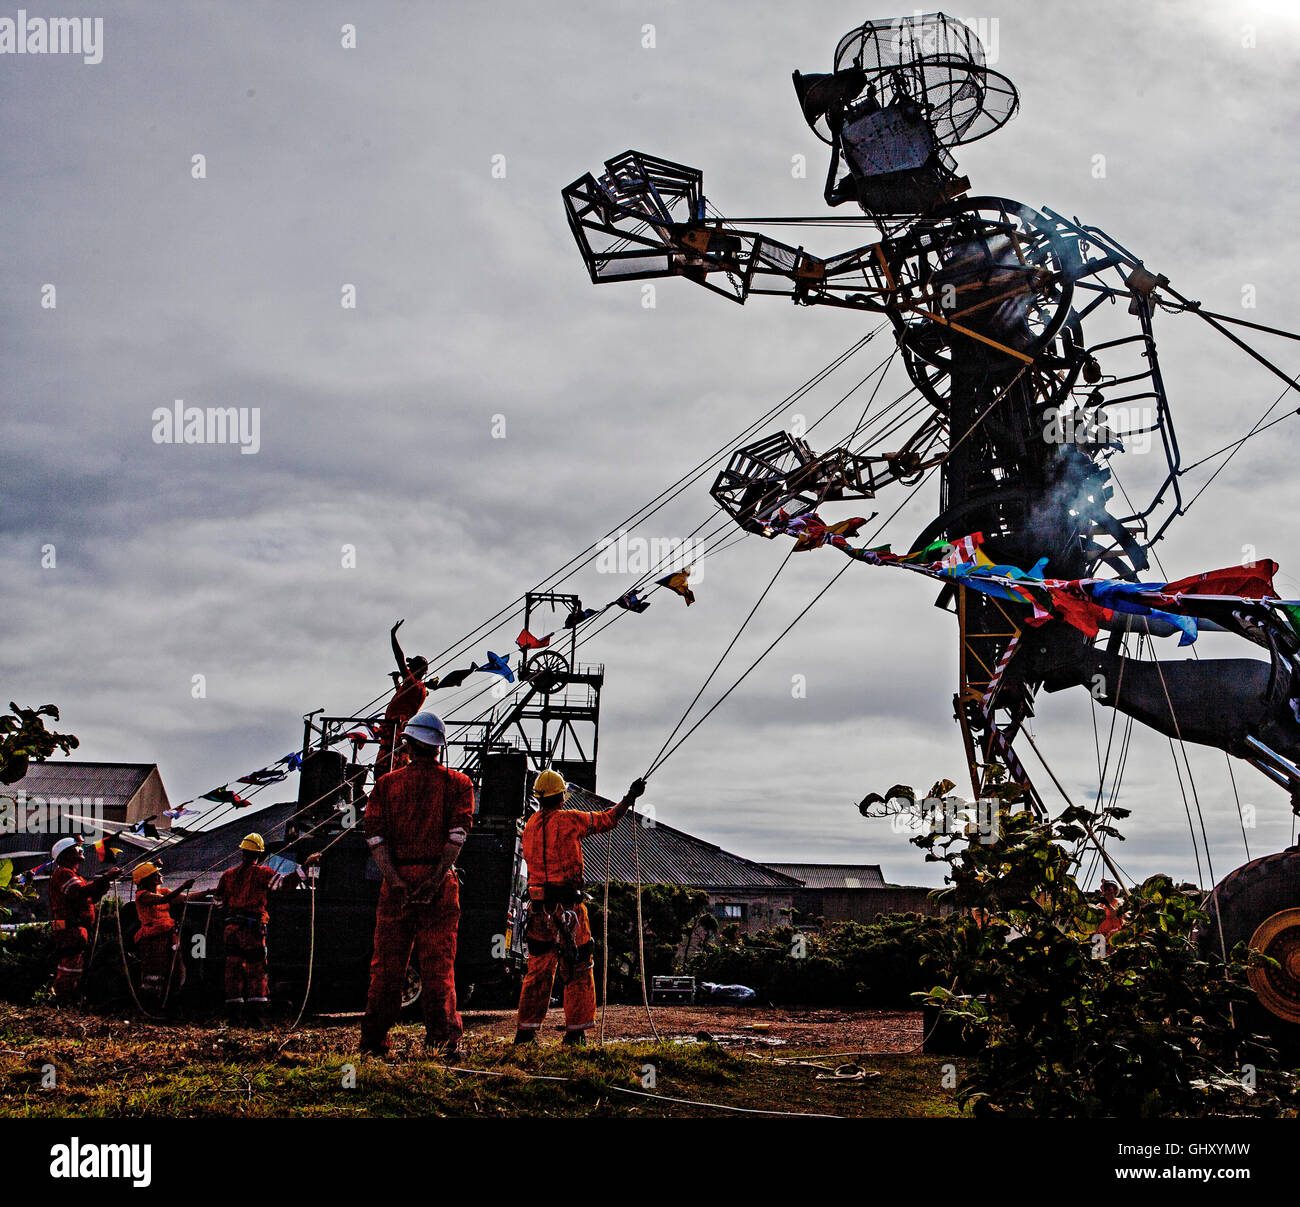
(174, 749), (308, 817)
(425, 570), (701, 691)
(167, 554), (707, 818)
(778, 519), (1300, 649)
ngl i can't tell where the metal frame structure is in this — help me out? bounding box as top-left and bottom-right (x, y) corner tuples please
(449, 592), (604, 793)
(562, 4), (1300, 1035)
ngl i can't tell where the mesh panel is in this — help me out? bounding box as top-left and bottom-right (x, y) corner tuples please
(825, 13), (1017, 150)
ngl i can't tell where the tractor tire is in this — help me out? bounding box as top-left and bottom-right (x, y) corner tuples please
(399, 964), (423, 1016)
(1201, 847), (1300, 1054)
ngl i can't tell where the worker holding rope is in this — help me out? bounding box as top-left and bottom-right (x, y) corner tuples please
(48, 836), (121, 1005)
(514, 770), (646, 1047)
(132, 862), (194, 1013)
(360, 710), (472, 1061)
(216, 833), (318, 1027)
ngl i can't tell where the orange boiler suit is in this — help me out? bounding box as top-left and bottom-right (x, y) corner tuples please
(362, 758), (474, 1051)
(515, 805), (619, 1036)
(49, 865), (113, 1002)
(216, 862), (276, 1007)
(134, 884), (185, 1003)
(375, 672), (428, 777)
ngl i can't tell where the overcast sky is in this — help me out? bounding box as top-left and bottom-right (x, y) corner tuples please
(4, 0), (1300, 889)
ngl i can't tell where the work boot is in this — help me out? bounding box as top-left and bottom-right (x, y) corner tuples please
(512, 1029), (537, 1046)
(562, 1030), (587, 1048)
(359, 1034), (390, 1058)
(225, 1003), (243, 1028)
(245, 1002), (269, 1030)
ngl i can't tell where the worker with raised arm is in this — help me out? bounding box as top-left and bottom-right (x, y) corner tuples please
(48, 836), (122, 1004)
(361, 710), (473, 1060)
(132, 862), (195, 1012)
(514, 771), (646, 1046)
(375, 619), (430, 778)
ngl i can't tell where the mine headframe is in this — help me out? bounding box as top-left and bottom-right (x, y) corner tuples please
(449, 591), (604, 805)
(792, 11), (1018, 226)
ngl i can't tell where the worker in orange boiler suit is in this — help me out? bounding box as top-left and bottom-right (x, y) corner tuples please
(375, 619), (430, 778)
(361, 710), (474, 1060)
(216, 833), (318, 1027)
(48, 836), (122, 1004)
(514, 771), (646, 1046)
(132, 862), (195, 1011)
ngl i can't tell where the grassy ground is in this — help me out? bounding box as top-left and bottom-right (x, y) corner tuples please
(0, 1006), (964, 1118)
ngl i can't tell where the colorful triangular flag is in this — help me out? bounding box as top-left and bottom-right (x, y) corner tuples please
(614, 589), (651, 613)
(433, 664), (478, 690)
(238, 768), (288, 787)
(201, 786), (251, 808)
(655, 568), (696, 606)
(92, 837), (124, 865)
(564, 605), (600, 629)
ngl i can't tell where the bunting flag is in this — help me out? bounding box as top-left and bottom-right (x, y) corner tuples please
(760, 508), (792, 537)
(164, 806), (194, 821)
(826, 517), (870, 540)
(516, 628), (554, 651)
(937, 531), (987, 570)
(656, 568), (696, 606)
(483, 651), (516, 683)
(564, 605), (600, 629)
(1161, 561), (1278, 599)
(282, 751), (304, 771)
(787, 513), (829, 551)
(201, 786), (251, 808)
(827, 531), (1300, 649)
(238, 767), (289, 786)
(433, 664), (478, 690)
(92, 837), (123, 865)
(1088, 580), (1197, 645)
(615, 589), (651, 613)
(129, 816), (161, 839)
(841, 543), (891, 564)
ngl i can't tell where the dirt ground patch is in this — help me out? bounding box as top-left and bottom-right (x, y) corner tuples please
(460, 1004), (923, 1052)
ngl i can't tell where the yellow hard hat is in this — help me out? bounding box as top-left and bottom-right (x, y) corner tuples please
(534, 769), (567, 800)
(239, 833), (265, 853)
(132, 862), (162, 886)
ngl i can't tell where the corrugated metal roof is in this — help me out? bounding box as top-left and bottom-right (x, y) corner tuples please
(564, 787), (802, 889)
(146, 789), (804, 894)
(766, 863), (887, 889)
(6, 761), (156, 815)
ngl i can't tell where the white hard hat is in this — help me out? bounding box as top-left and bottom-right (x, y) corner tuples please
(402, 711), (446, 747)
(51, 836), (82, 861)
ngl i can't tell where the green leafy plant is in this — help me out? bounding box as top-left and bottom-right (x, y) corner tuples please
(588, 883), (712, 1002)
(0, 701), (79, 784)
(0, 921), (54, 1003)
(687, 915), (949, 1007)
(910, 789), (1292, 1117)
